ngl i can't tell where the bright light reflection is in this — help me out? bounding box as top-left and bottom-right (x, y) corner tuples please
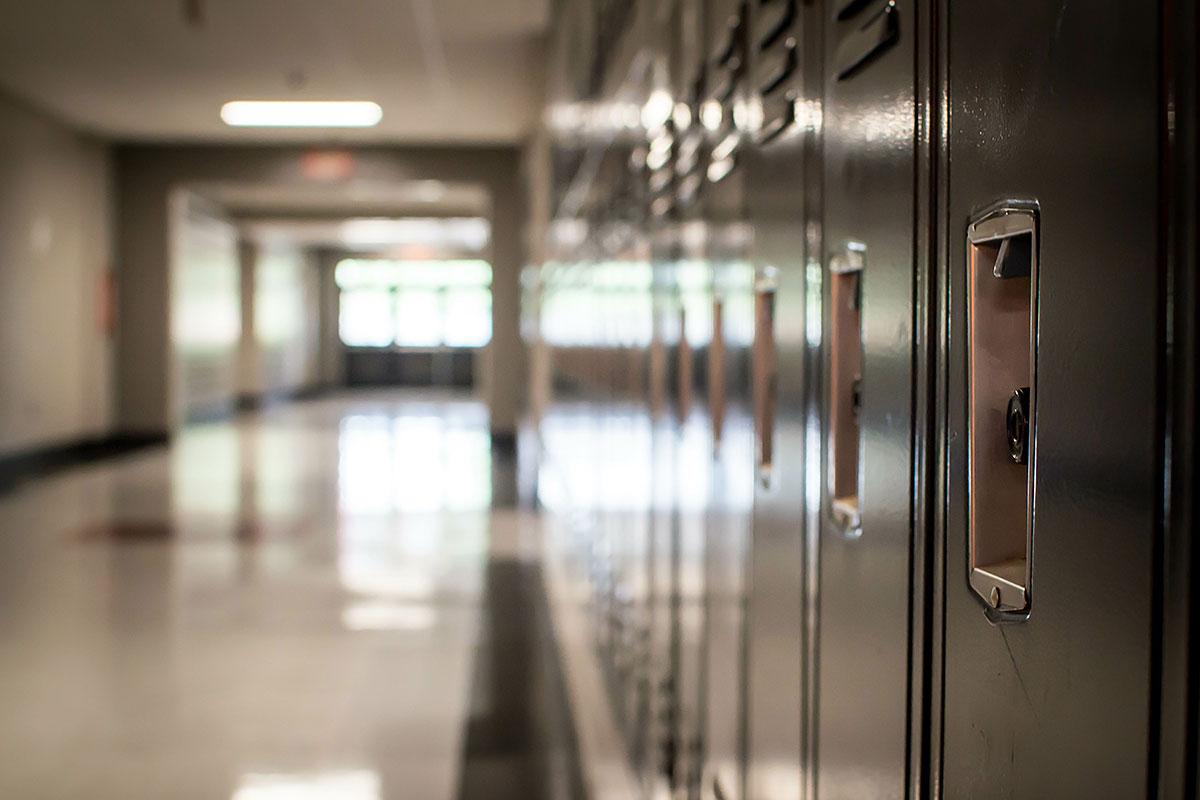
(172, 427), (240, 516)
(338, 218), (490, 251)
(337, 412), (491, 513)
(339, 560), (437, 599)
(700, 100), (724, 132)
(641, 89), (674, 131)
(342, 601), (436, 631)
(536, 412), (654, 513)
(232, 770), (380, 800)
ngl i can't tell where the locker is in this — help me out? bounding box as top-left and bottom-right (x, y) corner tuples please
(701, 242), (755, 800)
(667, 7), (718, 798)
(696, 2), (755, 798)
(1157, 3), (1200, 797)
(938, 2), (1162, 796)
(816, 0), (926, 796)
(642, 10), (692, 791)
(535, 1), (1200, 798)
(740, 0), (818, 795)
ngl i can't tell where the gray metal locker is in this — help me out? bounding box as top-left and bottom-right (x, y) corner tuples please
(740, 0), (820, 795)
(696, 1), (756, 796)
(938, 2), (1161, 796)
(1157, 2), (1200, 796)
(816, 0), (927, 796)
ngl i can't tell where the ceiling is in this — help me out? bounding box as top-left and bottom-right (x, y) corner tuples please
(0, 0), (549, 144)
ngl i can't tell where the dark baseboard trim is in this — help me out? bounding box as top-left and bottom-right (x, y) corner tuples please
(235, 384), (336, 413)
(0, 432), (169, 494)
(186, 403), (236, 425)
(234, 394), (261, 412)
(490, 430), (518, 456)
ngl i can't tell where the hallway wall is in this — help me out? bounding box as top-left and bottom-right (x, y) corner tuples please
(115, 146), (528, 438)
(0, 93), (114, 457)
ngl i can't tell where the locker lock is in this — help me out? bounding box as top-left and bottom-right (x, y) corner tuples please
(1006, 387), (1030, 465)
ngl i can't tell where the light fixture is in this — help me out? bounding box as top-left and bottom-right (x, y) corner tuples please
(411, 180), (447, 202)
(220, 101), (382, 128)
(338, 218), (491, 251)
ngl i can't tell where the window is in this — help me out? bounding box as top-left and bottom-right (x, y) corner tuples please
(336, 259), (493, 348)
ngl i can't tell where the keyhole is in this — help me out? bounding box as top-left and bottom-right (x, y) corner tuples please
(1006, 387), (1030, 465)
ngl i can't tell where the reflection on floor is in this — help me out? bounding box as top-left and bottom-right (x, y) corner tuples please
(0, 391), (578, 800)
(458, 559), (584, 800)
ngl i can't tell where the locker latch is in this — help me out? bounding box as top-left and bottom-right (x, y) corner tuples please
(829, 241), (865, 537)
(966, 204), (1039, 617)
(754, 266), (779, 487)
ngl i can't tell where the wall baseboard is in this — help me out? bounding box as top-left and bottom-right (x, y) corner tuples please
(234, 383), (335, 413)
(490, 430), (518, 456)
(0, 432), (169, 494)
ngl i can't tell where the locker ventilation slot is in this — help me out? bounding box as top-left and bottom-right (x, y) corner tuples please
(834, 1), (899, 81)
(836, 0), (877, 21)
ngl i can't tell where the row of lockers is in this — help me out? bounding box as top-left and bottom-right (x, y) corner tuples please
(528, 0), (1199, 798)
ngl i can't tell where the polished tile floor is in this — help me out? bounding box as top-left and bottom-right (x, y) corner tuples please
(0, 391), (565, 799)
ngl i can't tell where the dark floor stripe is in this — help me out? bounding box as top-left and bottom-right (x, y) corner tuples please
(456, 559), (586, 800)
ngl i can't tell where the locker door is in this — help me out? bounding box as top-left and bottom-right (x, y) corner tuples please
(940, 3), (1160, 796)
(653, 246), (685, 799)
(702, 233), (755, 800)
(691, 3), (754, 798)
(741, 0), (820, 796)
(1158, 3), (1200, 796)
(817, 0), (924, 796)
(670, 6), (718, 797)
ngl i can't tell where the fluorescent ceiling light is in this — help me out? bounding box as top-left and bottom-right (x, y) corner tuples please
(411, 180), (447, 202)
(220, 101), (382, 128)
(339, 218), (491, 251)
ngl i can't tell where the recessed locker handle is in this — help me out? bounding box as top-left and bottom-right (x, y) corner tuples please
(754, 269), (779, 486)
(678, 307), (693, 419)
(967, 204), (1039, 616)
(709, 298), (727, 446)
(828, 241), (865, 537)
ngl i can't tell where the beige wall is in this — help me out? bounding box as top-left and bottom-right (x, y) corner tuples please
(115, 145), (529, 436)
(0, 94), (114, 456)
